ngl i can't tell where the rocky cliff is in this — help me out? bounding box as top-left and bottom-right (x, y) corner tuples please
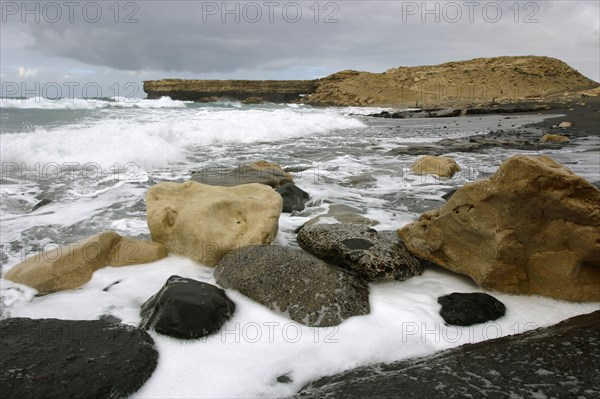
(144, 56), (598, 106)
(143, 79), (318, 103)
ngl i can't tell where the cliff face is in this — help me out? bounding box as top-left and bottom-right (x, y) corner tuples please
(143, 79), (318, 103)
(144, 56), (598, 106)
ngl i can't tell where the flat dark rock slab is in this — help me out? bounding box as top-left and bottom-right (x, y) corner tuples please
(0, 318), (159, 399)
(190, 164), (292, 187)
(292, 311), (600, 399)
(388, 129), (565, 156)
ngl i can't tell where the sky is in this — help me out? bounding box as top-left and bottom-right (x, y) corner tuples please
(1, 0), (599, 98)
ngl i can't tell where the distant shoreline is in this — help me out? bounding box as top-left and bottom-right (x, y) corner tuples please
(143, 56), (599, 107)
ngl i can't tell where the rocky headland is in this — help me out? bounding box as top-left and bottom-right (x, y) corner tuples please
(144, 56), (599, 107)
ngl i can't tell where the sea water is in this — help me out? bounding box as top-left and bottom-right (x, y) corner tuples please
(1, 97), (598, 398)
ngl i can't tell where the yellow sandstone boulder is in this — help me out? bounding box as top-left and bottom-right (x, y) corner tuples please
(541, 134), (570, 142)
(146, 181), (282, 266)
(4, 232), (167, 294)
(398, 155), (600, 302)
(411, 155), (461, 178)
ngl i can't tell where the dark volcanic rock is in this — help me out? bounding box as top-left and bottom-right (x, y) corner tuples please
(428, 108), (462, 117)
(437, 292), (506, 326)
(140, 275), (235, 339)
(292, 311), (600, 399)
(0, 317), (158, 399)
(214, 245), (370, 327)
(465, 104), (551, 114)
(276, 183), (310, 213)
(297, 224), (423, 281)
(388, 129), (567, 156)
(369, 108), (461, 119)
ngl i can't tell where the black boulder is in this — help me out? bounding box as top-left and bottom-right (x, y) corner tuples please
(438, 292), (506, 326)
(140, 275), (235, 339)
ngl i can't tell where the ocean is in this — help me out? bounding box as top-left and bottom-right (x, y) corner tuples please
(1, 97), (598, 398)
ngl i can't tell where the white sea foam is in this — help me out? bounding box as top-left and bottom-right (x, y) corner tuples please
(0, 96), (190, 109)
(2, 257), (597, 398)
(0, 107), (365, 170)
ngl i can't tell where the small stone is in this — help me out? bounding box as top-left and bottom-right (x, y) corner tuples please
(31, 199), (52, 212)
(541, 134), (570, 143)
(277, 375), (293, 383)
(438, 292), (506, 326)
(411, 156), (461, 178)
(276, 183), (310, 213)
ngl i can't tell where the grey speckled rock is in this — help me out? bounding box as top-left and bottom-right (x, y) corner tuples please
(214, 245), (370, 327)
(297, 224), (423, 281)
(292, 311), (600, 399)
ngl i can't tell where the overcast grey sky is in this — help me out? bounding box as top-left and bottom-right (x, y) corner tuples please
(1, 0), (598, 97)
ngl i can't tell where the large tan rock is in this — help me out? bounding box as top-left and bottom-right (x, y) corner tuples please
(4, 232), (167, 294)
(398, 155), (600, 302)
(146, 181), (282, 266)
(412, 156), (461, 178)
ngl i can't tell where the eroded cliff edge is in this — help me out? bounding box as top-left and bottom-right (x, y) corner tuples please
(143, 79), (319, 103)
(143, 56), (599, 106)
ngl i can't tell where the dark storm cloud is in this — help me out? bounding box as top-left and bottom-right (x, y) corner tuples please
(2, 1), (599, 80)
(19, 1), (372, 73)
